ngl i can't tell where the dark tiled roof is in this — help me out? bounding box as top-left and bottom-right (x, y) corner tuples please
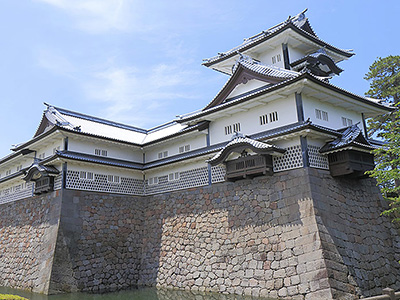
(319, 124), (375, 153)
(57, 151), (144, 169)
(236, 58), (299, 79)
(203, 10), (353, 67)
(208, 135), (286, 166)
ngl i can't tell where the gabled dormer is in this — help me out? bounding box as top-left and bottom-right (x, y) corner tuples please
(203, 56), (299, 110)
(203, 9), (353, 77)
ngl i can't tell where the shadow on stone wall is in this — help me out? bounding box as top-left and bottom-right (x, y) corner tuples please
(308, 168), (400, 299)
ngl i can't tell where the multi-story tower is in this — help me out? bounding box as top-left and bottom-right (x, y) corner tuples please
(0, 10), (399, 300)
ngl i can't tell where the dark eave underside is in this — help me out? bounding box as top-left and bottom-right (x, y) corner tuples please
(203, 22), (354, 68)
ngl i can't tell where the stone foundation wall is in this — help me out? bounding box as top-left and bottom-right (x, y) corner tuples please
(308, 168), (400, 299)
(0, 191), (62, 293)
(48, 190), (144, 294)
(141, 168), (333, 300)
(1, 168), (399, 300)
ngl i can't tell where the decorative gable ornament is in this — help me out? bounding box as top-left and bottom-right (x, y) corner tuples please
(208, 134), (285, 181)
(22, 161), (59, 194)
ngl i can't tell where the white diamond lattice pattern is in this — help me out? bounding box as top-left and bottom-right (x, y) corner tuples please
(273, 144), (303, 172)
(211, 165), (226, 183)
(308, 145), (329, 169)
(66, 170), (144, 195)
(145, 167), (209, 195)
(0, 182), (34, 205)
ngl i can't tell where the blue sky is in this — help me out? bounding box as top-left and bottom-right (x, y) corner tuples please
(0, 0), (399, 158)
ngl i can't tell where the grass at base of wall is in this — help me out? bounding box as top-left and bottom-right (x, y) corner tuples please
(0, 294), (29, 300)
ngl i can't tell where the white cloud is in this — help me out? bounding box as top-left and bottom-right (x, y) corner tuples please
(36, 0), (134, 33)
(36, 48), (76, 77)
(85, 63), (200, 126)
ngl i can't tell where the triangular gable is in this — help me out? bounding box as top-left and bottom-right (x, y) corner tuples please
(203, 61), (295, 110)
(33, 113), (54, 137)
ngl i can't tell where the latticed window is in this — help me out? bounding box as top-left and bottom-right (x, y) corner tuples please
(179, 145), (191, 153)
(342, 117), (353, 127)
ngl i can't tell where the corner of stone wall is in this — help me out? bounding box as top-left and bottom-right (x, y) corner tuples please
(0, 190), (63, 294)
(306, 167), (400, 299)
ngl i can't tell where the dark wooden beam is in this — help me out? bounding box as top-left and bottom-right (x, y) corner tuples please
(295, 92), (305, 122)
(282, 43), (290, 70)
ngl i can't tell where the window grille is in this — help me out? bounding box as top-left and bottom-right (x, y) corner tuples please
(179, 145), (191, 153)
(260, 114), (268, 125)
(342, 117), (353, 127)
(269, 111), (278, 122)
(225, 125), (232, 135)
(95, 149), (108, 156)
(233, 123), (241, 132)
(277, 54), (281, 62)
(315, 109), (328, 121)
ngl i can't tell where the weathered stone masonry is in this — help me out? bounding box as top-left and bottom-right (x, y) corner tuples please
(0, 168), (399, 300)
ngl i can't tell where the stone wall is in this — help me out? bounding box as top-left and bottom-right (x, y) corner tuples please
(48, 190), (144, 294)
(1, 168), (399, 300)
(308, 168), (400, 299)
(0, 190), (62, 293)
(141, 168), (332, 300)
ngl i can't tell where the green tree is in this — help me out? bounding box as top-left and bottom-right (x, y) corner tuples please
(365, 55), (400, 222)
(364, 55), (400, 137)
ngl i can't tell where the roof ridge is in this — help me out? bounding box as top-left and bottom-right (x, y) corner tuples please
(45, 103), (148, 133)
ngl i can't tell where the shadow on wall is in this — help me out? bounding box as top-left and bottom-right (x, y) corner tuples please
(309, 169), (400, 299)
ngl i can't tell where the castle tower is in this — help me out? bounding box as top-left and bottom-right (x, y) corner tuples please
(0, 10), (399, 300)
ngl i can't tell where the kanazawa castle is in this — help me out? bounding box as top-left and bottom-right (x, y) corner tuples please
(0, 10), (391, 202)
(1, 10), (399, 299)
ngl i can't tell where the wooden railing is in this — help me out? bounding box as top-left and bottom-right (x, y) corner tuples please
(361, 288), (400, 300)
(225, 154), (273, 181)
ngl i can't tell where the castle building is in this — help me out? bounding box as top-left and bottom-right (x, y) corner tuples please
(0, 10), (399, 300)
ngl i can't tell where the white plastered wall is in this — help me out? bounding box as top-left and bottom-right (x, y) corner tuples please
(68, 137), (143, 162)
(256, 46), (285, 69)
(209, 95), (298, 145)
(145, 133), (207, 163)
(302, 95), (363, 130)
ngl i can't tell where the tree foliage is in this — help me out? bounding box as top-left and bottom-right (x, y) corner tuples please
(364, 55), (400, 137)
(365, 55), (400, 222)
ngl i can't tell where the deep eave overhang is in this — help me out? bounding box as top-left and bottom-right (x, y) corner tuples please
(178, 73), (393, 124)
(202, 22), (354, 68)
(8, 121), (210, 157)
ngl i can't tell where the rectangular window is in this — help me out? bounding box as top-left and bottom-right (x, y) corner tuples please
(79, 171), (94, 180)
(233, 123), (241, 132)
(315, 109), (328, 121)
(5, 170), (11, 176)
(148, 177), (158, 185)
(225, 125), (232, 135)
(277, 54), (281, 62)
(260, 114), (268, 125)
(16, 165), (22, 172)
(168, 172), (180, 181)
(272, 56), (276, 64)
(179, 145), (191, 153)
(158, 151), (169, 159)
(107, 175), (120, 183)
(342, 117), (353, 127)
(95, 149), (108, 156)
(269, 111), (278, 122)
(322, 111), (328, 121)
